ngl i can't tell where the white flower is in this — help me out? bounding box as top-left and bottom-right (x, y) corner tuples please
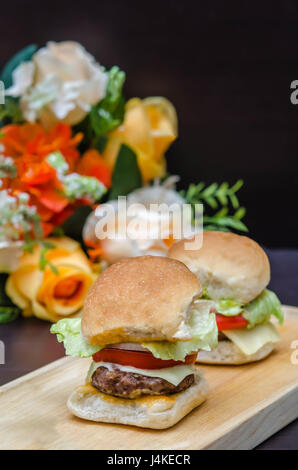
(6, 41), (108, 127)
(82, 177), (195, 265)
(5, 61), (35, 97)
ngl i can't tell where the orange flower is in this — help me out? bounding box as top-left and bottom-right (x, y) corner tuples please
(0, 123), (107, 238)
(0, 123), (44, 156)
(76, 149), (111, 188)
(1, 123), (83, 172)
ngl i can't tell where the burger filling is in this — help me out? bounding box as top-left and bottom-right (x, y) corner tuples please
(50, 299), (218, 397)
(202, 288), (284, 355)
(87, 348), (197, 398)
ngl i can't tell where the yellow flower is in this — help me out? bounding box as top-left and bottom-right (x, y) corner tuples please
(6, 237), (96, 322)
(103, 97), (178, 182)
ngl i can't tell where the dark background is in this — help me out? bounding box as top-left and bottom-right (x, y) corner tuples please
(1, 0), (298, 247)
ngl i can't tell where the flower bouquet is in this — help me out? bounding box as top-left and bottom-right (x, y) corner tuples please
(0, 41), (247, 323)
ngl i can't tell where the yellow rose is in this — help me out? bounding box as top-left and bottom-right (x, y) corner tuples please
(6, 237), (96, 322)
(103, 97), (178, 182)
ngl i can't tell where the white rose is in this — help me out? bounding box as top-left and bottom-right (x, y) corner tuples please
(6, 41), (108, 127)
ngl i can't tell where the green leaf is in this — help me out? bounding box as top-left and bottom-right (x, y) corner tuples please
(0, 274), (21, 323)
(94, 135), (108, 153)
(234, 207), (246, 220)
(108, 144), (142, 200)
(0, 44), (37, 88)
(90, 66), (126, 137)
(229, 194), (238, 209)
(62, 205), (93, 243)
(40, 240), (56, 250)
(38, 243), (59, 275)
(205, 196), (218, 209)
(182, 179), (248, 233)
(0, 98), (24, 124)
(143, 300), (218, 361)
(24, 240), (58, 274)
(51, 227), (65, 237)
(202, 182), (218, 198)
(215, 299), (243, 316)
(0, 306), (20, 323)
(72, 114), (94, 153)
(50, 318), (101, 358)
(203, 224), (230, 232)
(243, 289), (284, 328)
(231, 179), (244, 193)
(203, 215), (248, 232)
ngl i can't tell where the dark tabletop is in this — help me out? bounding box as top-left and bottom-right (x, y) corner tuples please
(0, 247), (297, 450)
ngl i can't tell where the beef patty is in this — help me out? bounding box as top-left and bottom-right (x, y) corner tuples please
(91, 366), (195, 399)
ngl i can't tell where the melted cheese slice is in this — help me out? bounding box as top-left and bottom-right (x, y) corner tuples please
(223, 322), (280, 356)
(86, 361), (195, 386)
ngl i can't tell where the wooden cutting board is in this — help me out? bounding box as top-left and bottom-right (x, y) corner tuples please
(0, 306), (298, 450)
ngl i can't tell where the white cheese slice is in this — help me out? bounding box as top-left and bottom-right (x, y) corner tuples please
(86, 361), (195, 386)
(223, 322), (280, 356)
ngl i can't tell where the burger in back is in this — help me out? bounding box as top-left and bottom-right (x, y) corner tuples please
(169, 231), (284, 365)
(51, 256), (217, 429)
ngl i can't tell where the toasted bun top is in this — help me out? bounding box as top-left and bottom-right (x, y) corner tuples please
(168, 231), (270, 304)
(82, 256), (202, 346)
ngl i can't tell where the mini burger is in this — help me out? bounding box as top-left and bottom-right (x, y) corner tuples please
(169, 231), (284, 365)
(51, 256), (217, 429)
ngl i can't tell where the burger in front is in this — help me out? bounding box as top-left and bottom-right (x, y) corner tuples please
(51, 256), (217, 428)
(169, 231), (284, 365)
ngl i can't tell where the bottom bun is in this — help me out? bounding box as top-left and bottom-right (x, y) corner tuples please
(67, 371), (208, 429)
(197, 340), (275, 365)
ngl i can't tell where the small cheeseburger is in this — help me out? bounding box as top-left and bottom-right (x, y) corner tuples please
(169, 231), (284, 365)
(51, 256), (217, 429)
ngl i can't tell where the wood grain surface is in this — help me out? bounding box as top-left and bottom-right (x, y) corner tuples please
(0, 307), (297, 450)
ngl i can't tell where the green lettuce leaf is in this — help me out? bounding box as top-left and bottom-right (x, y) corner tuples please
(142, 300), (218, 361)
(202, 285), (283, 328)
(243, 289), (284, 328)
(215, 299), (243, 316)
(50, 301), (218, 362)
(202, 287), (245, 315)
(50, 318), (101, 358)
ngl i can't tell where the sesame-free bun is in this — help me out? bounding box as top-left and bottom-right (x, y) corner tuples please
(169, 232), (270, 304)
(67, 371), (208, 429)
(196, 340), (274, 365)
(82, 256), (202, 346)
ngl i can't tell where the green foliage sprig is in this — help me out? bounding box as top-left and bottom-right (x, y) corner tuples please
(90, 66), (126, 138)
(74, 65), (126, 153)
(23, 238), (58, 274)
(181, 180), (248, 233)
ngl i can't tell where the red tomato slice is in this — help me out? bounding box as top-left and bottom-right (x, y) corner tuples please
(92, 349), (197, 369)
(216, 314), (248, 331)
